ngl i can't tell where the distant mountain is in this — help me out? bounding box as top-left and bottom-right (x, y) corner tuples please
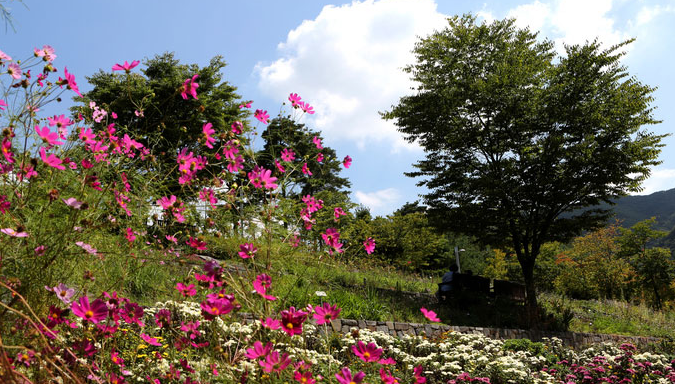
(606, 188), (675, 231)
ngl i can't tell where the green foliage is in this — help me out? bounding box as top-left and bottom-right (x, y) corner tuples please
(383, 14), (666, 309)
(258, 116), (350, 197)
(77, 53), (247, 196)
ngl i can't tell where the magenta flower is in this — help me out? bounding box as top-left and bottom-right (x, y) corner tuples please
(380, 368), (401, 384)
(7, 63), (21, 79)
(343, 155), (352, 169)
(202, 122), (216, 148)
(176, 282), (196, 297)
(414, 366), (427, 384)
(34, 45), (56, 62)
(259, 351), (292, 373)
(125, 227), (136, 243)
(0, 195), (10, 214)
(352, 340), (383, 363)
(48, 114), (74, 139)
(238, 243), (258, 259)
(289, 93), (302, 107)
(2, 137), (14, 163)
(140, 333), (162, 346)
(316, 153), (324, 163)
(245, 341), (272, 360)
(231, 120), (243, 134)
(254, 109), (270, 124)
(200, 297), (233, 320)
(238, 101), (252, 109)
(294, 370), (316, 384)
(120, 302), (145, 327)
(187, 236), (207, 250)
(313, 302), (341, 325)
(253, 274), (277, 301)
(39, 147), (66, 170)
(1, 228), (29, 238)
(301, 163), (312, 176)
(36, 126), (64, 146)
(364, 237), (376, 255)
(335, 368), (365, 384)
(0, 99), (7, 110)
(71, 296), (108, 324)
(181, 74), (199, 100)
(61, 67), (82, 97)
(420, 307), (440, 322)
(280, 306), (307, 336)
(312, 136), (323, 149)
(300, 101), (315, 114)
(281, 148), (295, 162)
(379, 357), (397, 365)
(15, 350), (35, 367)
(261, 317), (282, 330)
(112, 60), (140, 72)
(248, 167), (278, 190)
(334, 207), (346, 221)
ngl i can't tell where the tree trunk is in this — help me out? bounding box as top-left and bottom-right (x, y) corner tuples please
(519, 257), (539, 326)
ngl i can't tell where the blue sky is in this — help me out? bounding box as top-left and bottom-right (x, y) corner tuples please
(2, 0), (674, 216)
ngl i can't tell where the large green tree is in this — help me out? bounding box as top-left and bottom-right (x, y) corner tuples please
(76, 53), (247, 195)
(383, 15), (666, 312)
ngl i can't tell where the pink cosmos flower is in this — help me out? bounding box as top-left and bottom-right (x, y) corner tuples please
(48, 283), (75, 305)
(231, 121), (243, 134)
(1, 228), (29, 238)
(39, 147), (66, 170)
(254, 109), (269, 124)
(313, 302), (341, 325)
(420, 307), (440, 322)
(414, 365), (427, 384)
(79, 127), (96, 144)
(379, 357), (397, 365)
(34, 45), (56, 62)
(312, 136), (323, 149)
(0, 195), (10, 214)
(261, 317), (281, 330)
(154, 309), (171, 328)
(176, 282), (196, 297)
(7, 63), (21, 79)
(140, 333), (162, 346)
(181, 74), (199, 100)
(75, 241), (98, 256)
(289, 93), (302, 107)
(335, 368), (365, 384)
(238, 101), (252, 109)
(245, 341), (273, 360)
(71, 296), (108, 323)
(316, 153), (324, 163)
(238, 243), (258, 259)
(253, 274), (277, 301)
(125, 227), (136, 243)
(380, 368), (401, 384)
(15, 350), (35, 367)
(112, 60), (140, 72)
(180, 321), (201, 339)
(280, 306), (307, 336)
(364, 237), (376, 255)
(0, 99), (7, 110)
(61, 67), (82, 97)
(120, 302), (145, 327)
(187, 237), (207, 250)
(199, 188), (218, 209)
(48, 114), (74, 139)
(274, 159), (286, 173)
(343, 155), (352, 169)
(202, 122), (216, 148)
(299, 101), (315, 114)
(260, 351), (292, 373)
(2, 137), (14, 163)
(294, 371), (316, 384)
(0, 49), (11, 62)
(200, 297), (233, 320)
(334, 207), (346, 221)
(60, 198), (83, 211)
(301, 163), (312, 176)
(248, 167), (278, 190)
(281, 148), (295, 162)
(36, 126), (64, 146)
(352, 340), (383, 363)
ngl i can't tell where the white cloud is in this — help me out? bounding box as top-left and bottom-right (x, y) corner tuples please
(634, 169), (675, 195)
(634, 4), (674, 27)
(255, 0), (448, 152)
(506, 1), (550, 33)
(354, 188), (401, 215)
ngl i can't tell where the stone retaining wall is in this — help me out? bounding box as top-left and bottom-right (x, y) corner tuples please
(328, 318), (664, 350)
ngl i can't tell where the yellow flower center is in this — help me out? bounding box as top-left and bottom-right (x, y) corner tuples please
(286, 323), (294, 329)
(85, 310), (93, 318)
(364, 352), (370, 358)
